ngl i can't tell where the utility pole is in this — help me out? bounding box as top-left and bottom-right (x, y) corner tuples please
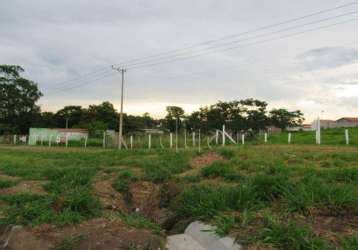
(112, 66), (127, 150)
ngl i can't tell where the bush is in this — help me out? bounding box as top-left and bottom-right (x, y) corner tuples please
(112, 170), (138, 192)
(201, 161), (241, 181)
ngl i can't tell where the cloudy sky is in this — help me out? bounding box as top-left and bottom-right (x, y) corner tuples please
(1, 0), (358, 122)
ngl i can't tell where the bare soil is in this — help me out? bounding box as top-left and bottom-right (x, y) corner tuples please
(0, 180), (47, 196)
(3, 218), (164, 250)
(92, 172), (128, 212)
(179, 151), (224, 177)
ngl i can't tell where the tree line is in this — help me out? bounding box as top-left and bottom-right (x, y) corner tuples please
(0, 65), (304, 135)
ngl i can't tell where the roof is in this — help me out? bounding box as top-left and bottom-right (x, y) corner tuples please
(336, 117), (358, 122)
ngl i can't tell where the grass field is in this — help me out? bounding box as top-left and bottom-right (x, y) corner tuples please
(258, 127), (358, 146)
(0, 144), (358, 249)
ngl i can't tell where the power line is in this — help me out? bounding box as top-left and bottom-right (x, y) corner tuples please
(126, 10), (358, 69)
(112, 2), (358, 67)
(42, 2), (358, 89)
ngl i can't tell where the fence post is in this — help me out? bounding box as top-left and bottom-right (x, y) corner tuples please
(184, 129), (187, 149)
(316, 118), (321, 145)
(170, 133), (173, 148)
(13, 135), (17, 145)
(241, 134), (245, 145)
(216, 130), (219, 145)
(148, 134), (152, 149)
(65, 134), (69, 148)
(345, 129), (349, 145)
(84, 136), (88, 148)
(130, 135), (133, 149)
(264, 132), (268, 143)
(288, 133), (291, 144)
(198, 129), (201, 152)
(103, 131), (106, 148)
(192, 132), (196, 147)
(222, 125), (226, 146)
(49, 135), (52, 147)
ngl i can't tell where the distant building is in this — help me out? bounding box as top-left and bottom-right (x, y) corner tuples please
(335, 117), (358, 128)
(287, 124), (313, 132)
(311, 119), (336, 130)
(28, 128), (88, 145)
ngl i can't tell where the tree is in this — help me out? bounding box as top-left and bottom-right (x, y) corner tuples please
(86, 102), (118, 130)
(164, 106), (185, 132)
(0, 65), (42, 134)
(55, 106), (85, 128)
(269, 109), (304, 130)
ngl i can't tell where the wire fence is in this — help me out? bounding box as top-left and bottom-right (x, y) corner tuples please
(1, 127), (358, 150)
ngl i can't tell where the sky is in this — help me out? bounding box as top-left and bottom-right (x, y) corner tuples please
(1, 0), (358, 122)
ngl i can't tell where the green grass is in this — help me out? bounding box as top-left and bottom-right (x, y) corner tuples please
(0, 179), (17, 189)
(258, 127), (358, 146)
(0, 144), (357, 249)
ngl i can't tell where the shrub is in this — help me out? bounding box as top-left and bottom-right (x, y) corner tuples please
(201, 161), (241, 181)
(113, 170), (138, 193)
(0, 179), (17, 189)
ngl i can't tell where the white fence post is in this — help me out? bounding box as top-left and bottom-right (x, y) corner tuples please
(222, 125), (226, 146)
(84, 136), (88, 148)
(241, 134), (245, 145)
(184, 129), (187, 149)
(316, 118), (321, 145)
(264, 133), (268, 143)
(103, 131), (106, 148)
(170, 133), (173, 148)
(49, 135), (52, 147)
(198, 129), (201, 152)
(13, 135), (17, 144)
(65, 134), (69, 147)
(345, 129), (349, 145)
(148, 134), (152, 149)
(216, 130), (219, 145)
(130, 135), (133, 149)
(288, 133), (291, 144)
(192, 132), (196, 147)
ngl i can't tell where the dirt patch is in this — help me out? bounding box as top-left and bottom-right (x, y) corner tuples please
(0, 174), (20, 181)
(307, 214), (358, 245)
(3, 218), (164, 250)
(179, 151), (224, 177)
(0, 180), (47, 195)
(92, 172), (128, 212)
(190, 151), (224, 168)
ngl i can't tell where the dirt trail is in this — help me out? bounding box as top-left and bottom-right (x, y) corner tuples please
(0, 180), (47, 196)
(179, 151), (224, 177)
(92, 172), (128, 212)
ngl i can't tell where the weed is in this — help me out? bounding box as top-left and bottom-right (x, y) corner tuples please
(52, 234), (85, 250)
(258, 216), (330, 249)
(201, 161), (241, 181)
(250, 174), (292, 202)
(117, 211), (162, 235)
(112, 170), (138, 193)
(216, 148), (235, 159)
(341, 235), (358, 250)
(0, 179), (17, 189)
(212, 214), (237, 237)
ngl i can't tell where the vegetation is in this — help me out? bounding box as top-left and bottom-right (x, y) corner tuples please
(0, 144), (358, 249)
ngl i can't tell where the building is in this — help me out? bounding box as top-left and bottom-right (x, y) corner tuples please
(335, 117), (358, 128)
(311, 119), (336, 130)
(28, 128), (88, 145)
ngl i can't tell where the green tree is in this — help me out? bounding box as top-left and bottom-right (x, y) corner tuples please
(164, 106), (185, 132)
(0, 65), (42, 134)
(55, 106), (85, 128)
(269, 109), (304, 130)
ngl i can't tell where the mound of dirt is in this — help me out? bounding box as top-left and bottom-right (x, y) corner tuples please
(92, 173), (128, 212)
(2, 219), (164, 250)
(0, 180), (47, 196)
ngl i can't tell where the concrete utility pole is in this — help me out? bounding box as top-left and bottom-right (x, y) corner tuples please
(112, 66), (127, 150)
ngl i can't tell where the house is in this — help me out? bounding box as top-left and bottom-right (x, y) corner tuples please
(28, 128), (88, 145)
(311, 119), (336, 130)
(287, 124), (313, 132)
(335, 117), (358, 128)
